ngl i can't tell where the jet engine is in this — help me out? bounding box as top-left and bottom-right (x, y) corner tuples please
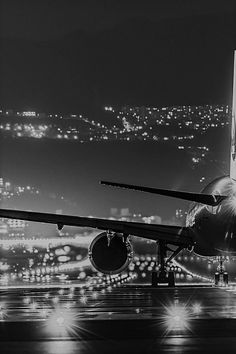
(88, 232), (133, 274)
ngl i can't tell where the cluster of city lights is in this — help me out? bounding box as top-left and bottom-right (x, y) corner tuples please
(114, 104), (229, 131)
(0, 179), (40, 201)
(0, 105), (230, 152)
(0, 176), (82, 240)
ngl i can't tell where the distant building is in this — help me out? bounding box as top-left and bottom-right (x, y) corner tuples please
(120, 208), (130, 217)
(7, 219), (29, 238)
(109, 208), (162, 224)
(110, 208), (119, 217)
(0, 220), (8, 235)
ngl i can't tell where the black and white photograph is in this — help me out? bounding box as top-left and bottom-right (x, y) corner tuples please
(0, 0), (235, 352)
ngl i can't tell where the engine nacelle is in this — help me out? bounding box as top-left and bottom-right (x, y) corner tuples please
(88, 232), (133, 275)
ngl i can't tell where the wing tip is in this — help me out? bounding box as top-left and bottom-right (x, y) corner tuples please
(100, 180), (114, 186)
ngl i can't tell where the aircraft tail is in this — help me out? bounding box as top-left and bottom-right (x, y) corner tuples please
(230, 50), (236, 180)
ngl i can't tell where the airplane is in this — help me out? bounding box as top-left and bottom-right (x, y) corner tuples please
(0, 51), (235, 287)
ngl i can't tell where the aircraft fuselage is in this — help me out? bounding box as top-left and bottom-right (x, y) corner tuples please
(186, 176), (236, 256)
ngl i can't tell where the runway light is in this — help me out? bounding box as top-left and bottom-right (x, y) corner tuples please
(30, 301), (38, 311)
(23, 296), (31, 305)
(52, 296), (59, 304)
(40, 308), (49, 318)
(45, 306), (78, 336)
(162, 304), (190, 331)
(192, 303), (202, 315)
(91, 291), (98, 300)
(80, 296), (87, 304)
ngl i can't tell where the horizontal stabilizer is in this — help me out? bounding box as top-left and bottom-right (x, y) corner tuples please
(100, 181), (227, 206)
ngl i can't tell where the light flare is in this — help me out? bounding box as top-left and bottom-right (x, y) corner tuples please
(29, 301), (38, 311)
(44, 306), (79, 336)
(161, 303), (190, 332)
(91, 291), (98, 300)
(80, 296), (88, 304)
(52, 296), (59, 304)
(192, 303), (202, 315)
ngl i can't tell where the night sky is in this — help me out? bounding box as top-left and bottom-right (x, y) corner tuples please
(1, 0), (234, 39)
(0, 1), (235, 220)
(0, 0), (235, 111)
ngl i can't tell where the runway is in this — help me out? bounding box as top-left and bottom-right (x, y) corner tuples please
(0, 277), (236, 353)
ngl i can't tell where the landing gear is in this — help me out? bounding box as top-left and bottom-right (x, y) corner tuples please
(152, 270), (174, 287)
(223, 272), (228, 285)
(214, 272), (228, 286)
(214, 272), (220, 286)
(215, 257), (228, 286)
(151, 241), (180, 287)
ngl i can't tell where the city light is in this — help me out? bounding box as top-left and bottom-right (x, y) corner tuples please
(0, 104), (230, 153)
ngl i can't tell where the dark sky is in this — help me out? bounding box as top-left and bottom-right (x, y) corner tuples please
(1, 0), (235, 40)
(0, 0), (235, 112)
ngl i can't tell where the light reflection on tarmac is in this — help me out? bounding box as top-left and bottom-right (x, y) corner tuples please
(0, 279), (236, 353)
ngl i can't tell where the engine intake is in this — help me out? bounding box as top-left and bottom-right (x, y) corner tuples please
(88, 232), (133, 274)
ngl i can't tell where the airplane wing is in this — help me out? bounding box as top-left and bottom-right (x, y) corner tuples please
(0, 208), (194, 247)
(100, 181), (227, 206)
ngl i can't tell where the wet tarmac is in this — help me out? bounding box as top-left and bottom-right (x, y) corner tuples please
(1, 279), (236, 353)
